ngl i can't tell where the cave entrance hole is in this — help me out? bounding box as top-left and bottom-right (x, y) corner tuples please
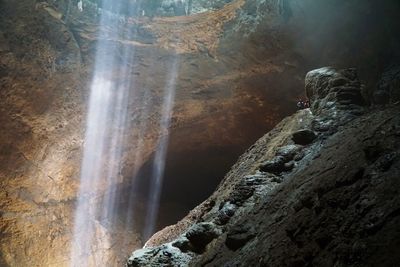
(113, 125), (253, 244)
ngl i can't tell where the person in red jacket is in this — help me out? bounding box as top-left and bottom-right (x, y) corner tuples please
(297, 99), (310, 109)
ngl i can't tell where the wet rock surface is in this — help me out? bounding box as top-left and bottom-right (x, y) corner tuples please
(128, 68), (400, 266)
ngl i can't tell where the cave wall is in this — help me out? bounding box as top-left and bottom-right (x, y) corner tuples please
(286, 0), (400, 97)
(220, 0), (400, 96)
(129, 67), (400, 266)
(0, 0), (399, 266)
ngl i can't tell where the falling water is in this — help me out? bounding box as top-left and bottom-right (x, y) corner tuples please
(70, 0), (180, 265)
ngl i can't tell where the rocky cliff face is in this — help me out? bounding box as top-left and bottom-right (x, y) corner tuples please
(0, 0), (297, 265)
(0, 0), (399, 266)
(127, 67), (400, 267)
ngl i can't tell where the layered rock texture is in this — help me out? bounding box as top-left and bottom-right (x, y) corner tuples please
(1, 0), (400, 266)
(128, 67), (400, 267)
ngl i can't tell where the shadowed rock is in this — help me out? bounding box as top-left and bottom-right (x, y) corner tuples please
(185, 222), (222, 252)
(225, 224), (256, 251)
(292, 129), (317, 145)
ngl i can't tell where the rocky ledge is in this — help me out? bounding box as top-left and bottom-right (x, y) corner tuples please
(127, 67), (400, 266)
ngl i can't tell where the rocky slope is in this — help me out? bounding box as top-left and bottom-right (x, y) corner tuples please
(127, 67), (400, 266)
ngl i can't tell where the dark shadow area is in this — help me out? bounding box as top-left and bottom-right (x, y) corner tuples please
(104, 140), (242, 246)
(131, 140), (246, 233)
(107, 67), (303, 240)
(157, 143), (242, 228)
(112, 114), (273, 242)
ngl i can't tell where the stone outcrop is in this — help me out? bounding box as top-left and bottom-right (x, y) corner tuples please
(306, 67), (365, 115)
(127, 67), (400, 266)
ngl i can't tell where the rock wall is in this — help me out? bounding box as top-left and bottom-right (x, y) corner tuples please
(77, 0), (234, 17)
(0, 0), (295, 265)
(127, 67), (400, 267)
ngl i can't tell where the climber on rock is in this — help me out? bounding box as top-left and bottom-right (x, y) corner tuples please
(297, 99), (310, 109)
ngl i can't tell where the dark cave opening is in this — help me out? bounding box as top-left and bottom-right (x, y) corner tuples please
(110, 74), (302, 242)
(107, 139), (245, 246)
(157, 142), (241, 228)
(96, 136), (249, 257)
(132, 133), (247, 236)
(110, 111), (278, 244)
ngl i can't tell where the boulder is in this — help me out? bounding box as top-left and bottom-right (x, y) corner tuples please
(276, 145), (302, 162)
(185, 222), (221, 252)
(292, 129), (317, 145)
(259, 156), (286, 174)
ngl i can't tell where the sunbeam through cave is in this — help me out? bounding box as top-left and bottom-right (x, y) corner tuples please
(1, 0), (400, 266)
